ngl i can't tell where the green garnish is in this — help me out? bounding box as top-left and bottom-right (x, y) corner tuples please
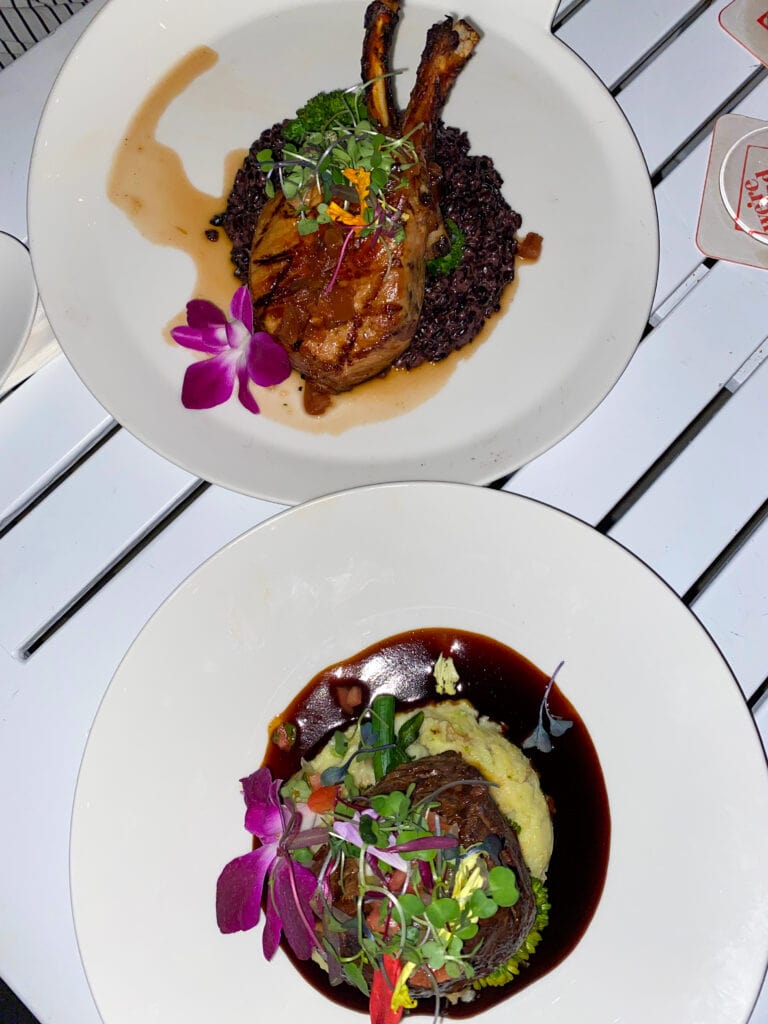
(282, 89), (353, 145)
(472, 877), (551, 988)
(427, 217), (466, 276)
(257, 81), (420, 241)
(369, 696), (425, 782)
(371, 694), (397, 782)
(324, 788), (521, 994)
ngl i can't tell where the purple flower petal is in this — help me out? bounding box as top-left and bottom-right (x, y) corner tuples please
(215, 844), (276, 933)
(186, 299), (228, 329)
(176, 287), (289, 414)
(246, 333), (291, 387)
(225, 319), (252, 351)
(262, 888), (282, 961)
(331, 820), (408, 871)
(230, 286), (254, 334)
(181, 350), (237, 409)
(236, 360), (261, 414)
(242, 768), (284, 840)
(171, 323), (228, 354)
(267, 857), (319, 961)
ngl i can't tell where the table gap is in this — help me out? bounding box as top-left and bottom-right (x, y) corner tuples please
(0, 420), (120, 537)
(609, 0), (713, 95)
(749, 676), (768, 712)
(553, 0), (590, 31)
(594, 387), (732, 534)
(18, 479), (210, 661)
(681, 496), (768, 607)
(652, 66), (768, 185)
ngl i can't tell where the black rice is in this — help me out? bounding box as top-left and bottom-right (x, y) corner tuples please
(220, 121), (521, 368)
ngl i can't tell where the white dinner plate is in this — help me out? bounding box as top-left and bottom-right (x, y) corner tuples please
(29, 0), (658, 504)
(71, 483), (768, 1024)
(0, 231), (37, 389)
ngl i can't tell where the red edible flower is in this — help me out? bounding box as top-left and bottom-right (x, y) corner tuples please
(370, 955), (404, 1024)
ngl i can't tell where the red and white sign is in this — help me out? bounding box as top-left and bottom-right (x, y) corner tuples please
(696, 114), (768, 271)
(720, 0), (768, 65)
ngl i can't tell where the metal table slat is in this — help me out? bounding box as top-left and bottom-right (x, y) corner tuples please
(503, 259), (768, 525)
(608, 355), (768, 599)
(556, 0), (704, 90)
(0, 428), (196, 654)
(0, 354), (111, 528)
(692, 515), (768, 701)
(617, 2), (761, 175)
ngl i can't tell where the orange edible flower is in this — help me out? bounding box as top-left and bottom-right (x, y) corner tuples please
(327, 166), (372, 229)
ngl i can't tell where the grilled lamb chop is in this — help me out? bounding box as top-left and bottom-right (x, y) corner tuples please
(321, 751), (536, 997)
(248, 7), (480, 398)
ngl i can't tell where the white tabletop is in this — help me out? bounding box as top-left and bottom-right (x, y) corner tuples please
(1, 1), (767, 1022)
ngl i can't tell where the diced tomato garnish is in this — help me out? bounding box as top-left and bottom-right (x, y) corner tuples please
(306, 785), (339, 813)
(336, 684), (364, 713)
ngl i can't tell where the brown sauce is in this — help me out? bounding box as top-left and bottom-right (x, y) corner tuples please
(107, 48), (533, 434)
(264, 627), (610, 1018)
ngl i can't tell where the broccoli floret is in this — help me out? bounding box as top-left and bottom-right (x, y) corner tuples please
(426, 217), (466, 276)
(282, 89), (354, 145)
(472, 878), (551, 989)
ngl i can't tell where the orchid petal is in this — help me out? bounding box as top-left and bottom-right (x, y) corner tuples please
(262, 889), (282, 961)
(171, 323), (228, 354)
(225, 318), (253, 351)
(246, 333), (292, 387)
(268, 857), (319, 961)
(181, 350), (237, 409)
(186, 299), (228, 329)
(331, 820), (364, 846)
(215, 844), (276, 933)
(230, 285), (254, 334)
(242, 768), (284, 840)
(331, 820), (408, 871)
(236, 360), (261, 414)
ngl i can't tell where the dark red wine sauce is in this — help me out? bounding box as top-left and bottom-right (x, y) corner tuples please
(262, 627), (610, 1018)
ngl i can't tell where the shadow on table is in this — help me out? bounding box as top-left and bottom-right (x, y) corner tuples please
(0, 978), (41, 1024)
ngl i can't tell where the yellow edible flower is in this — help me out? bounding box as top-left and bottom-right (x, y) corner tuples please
(451, 851), (485, 908)
(390, 961), (418, 1011)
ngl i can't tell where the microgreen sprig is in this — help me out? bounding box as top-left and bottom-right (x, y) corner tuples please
(257, 80), (421, 241)
(522, 661), (573, 753)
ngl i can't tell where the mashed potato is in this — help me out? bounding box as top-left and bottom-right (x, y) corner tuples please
(299, 699), (553, 880)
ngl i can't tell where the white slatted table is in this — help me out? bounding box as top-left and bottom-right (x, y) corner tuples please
(1, 2), (767, 1022)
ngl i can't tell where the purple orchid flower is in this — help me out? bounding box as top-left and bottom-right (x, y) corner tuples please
(215, 767), (319, 961)
(171, 286), (290, 414)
